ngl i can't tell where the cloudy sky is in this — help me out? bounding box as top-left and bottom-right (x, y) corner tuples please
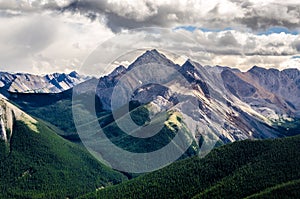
(0, 0), (299, 75)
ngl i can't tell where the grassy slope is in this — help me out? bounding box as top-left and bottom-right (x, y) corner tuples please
(0, 120), (127, 199)
(9, 91), (78, 139)
(80, 135), (300, 199)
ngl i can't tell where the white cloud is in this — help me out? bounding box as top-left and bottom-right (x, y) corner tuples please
(0, 11), (114, 74)
(3, 0), (298, 32)
(0, 0), (299, 74)
(48, 0), (300, 32)
(186, 29), (300, 70)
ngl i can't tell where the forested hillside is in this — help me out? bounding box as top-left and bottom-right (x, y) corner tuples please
(81, 135), (300, 199)
(0, 120), (127, 199)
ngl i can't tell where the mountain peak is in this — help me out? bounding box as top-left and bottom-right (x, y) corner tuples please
(144, 49), (161, 56)
(179, 60), (204, 82)
(181, 59), (196, 70)
(127, 49), (178, 70)
(248, 65), (266, 73)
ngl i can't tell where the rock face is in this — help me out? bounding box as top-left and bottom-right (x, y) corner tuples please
(0, 107), (7, 141)
(0, 101), (14, 143)
(219, 66), (300, 119)
(246, 67), (300, 117)
(0, 71), (89, 96)
(0, 98), (37, 143)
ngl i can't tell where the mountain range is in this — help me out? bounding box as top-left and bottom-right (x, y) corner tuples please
(1, 49), (300, 145)
(73, 49), (300, 147)
(1, 49), (299, 146)
(0, 49), (299, 198)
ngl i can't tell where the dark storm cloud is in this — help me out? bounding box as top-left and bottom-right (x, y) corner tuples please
(1, 0), (299, 33)
(57, 0), (179, 32)
(55, 0), (300, 33)
(239, 5), (300, 30)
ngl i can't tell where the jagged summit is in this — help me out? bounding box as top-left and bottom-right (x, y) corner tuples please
(127, 49), (179, 70)
(181, 59), (199, 71)
(144, 49), (161, 55)
(180, 60), (204, 81)
(248, 65), (270, 74)
(140, 49), (164, 59)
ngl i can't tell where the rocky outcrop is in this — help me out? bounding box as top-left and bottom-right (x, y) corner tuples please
(0, 98), (37, 143)
(0, 107), (7, 141)
(0, 101), (14, 143)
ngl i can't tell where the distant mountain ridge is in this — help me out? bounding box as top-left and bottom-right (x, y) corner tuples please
(0, 71), (89, 96)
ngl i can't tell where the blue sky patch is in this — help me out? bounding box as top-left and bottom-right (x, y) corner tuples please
(175, 26), (299, 36)
(174, 26), (233, 32)
(258, 27), (299, 35)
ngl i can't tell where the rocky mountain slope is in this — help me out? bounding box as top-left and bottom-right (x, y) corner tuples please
(73, 49), (299, 147)
(219, 66), (300, 119)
